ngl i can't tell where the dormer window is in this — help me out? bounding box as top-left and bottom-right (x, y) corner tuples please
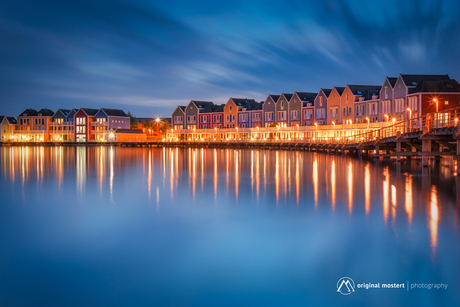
(230, 105), (232, 112)
(346, 94), (349, 101)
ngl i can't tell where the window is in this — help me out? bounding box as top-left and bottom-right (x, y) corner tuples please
(319, 97), (323, 106)
(281, 101), (284, 109)
(291, 110), (299, 120)
(229, 105), (232, 112)
(385, 86), (388, 99)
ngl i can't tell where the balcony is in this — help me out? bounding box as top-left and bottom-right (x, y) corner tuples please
(91, 122), (109, 126)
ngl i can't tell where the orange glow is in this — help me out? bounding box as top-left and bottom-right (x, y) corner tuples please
(214, 149), (218, 201)
(430, 185), (439, 257)
(331, 159), (336, 211)
(383, 167), (389, 225)
(391, 184), (397, 225)
(235, 150), (239, 201)
(348, 162), (353, 216)
(313, 155), (318, 209)
(365, 163), (370, 216)
(405, 175), (413, 225)
(295, 153), (300, 205)
(276, 151), (279, 206)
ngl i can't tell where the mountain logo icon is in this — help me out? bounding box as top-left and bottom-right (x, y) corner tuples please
(337, 277), (355, 295)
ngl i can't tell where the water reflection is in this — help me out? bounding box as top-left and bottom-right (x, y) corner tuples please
(1, 146), (458, 263)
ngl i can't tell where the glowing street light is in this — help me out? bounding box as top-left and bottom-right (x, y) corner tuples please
(384, 114), (389, 122)
(392, 118), (396, 125)
(407, 108), (412, 119)
(365, 117), (370, 130)
(433, 98), (438, 112)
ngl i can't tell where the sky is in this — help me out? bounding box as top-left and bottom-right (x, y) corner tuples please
(1, 0), (460, 118)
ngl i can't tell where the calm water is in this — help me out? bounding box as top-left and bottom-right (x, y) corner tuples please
(0, 146), (459, 306)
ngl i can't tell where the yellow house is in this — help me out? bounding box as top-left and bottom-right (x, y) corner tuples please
(224, 98), (238, 128)
(0, 116), (17, 142)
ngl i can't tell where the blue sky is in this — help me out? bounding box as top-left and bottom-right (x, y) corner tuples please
(1, 0), (459, 117)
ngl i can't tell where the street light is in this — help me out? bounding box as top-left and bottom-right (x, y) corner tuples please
(384, 114), (389, 122)
(315, 122), (318, 140)
(407, 108), (412, 120)
(433, 98), (438, 112)
(365, 117), (369, 130)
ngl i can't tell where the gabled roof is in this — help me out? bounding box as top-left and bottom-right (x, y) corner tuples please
(37, 108), (54, 116)
(211, 104), (225, 113)
(347, 85), (381, 99)
(266, 94), (280, 102)
(251, 102), (263, 111)
(333, 87), (345, 96)
(388, 77), (398, 87)
(411, 79), (460, 93)
(294, 92), (317, 102)
(80, 108), (99, 116)
(191, 100), (214, 109)
(0, 116), (16, 125)
(179, 106), (186, 111)
(230, 98), (257, 107)
(18, 108), (38, 117)
(320, 89), (332, 97)
(280, 93), (293, 101)
(53, 109), (71, 118)
(100, 108), (128, 117)
(400, 74), (450, 87)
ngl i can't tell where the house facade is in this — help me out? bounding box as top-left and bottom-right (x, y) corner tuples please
(74, 108), (98, 142)
(379, 77), (397, 122)
(262, 94), (279, 127)
(393, 74), (450, 120)
(50, 109), (74, 142)
(0, 116), (17, 142)
(93, 108), (129, 142)
(327, 87), (345, 124)
(301, 101), (315, 126)
(314, 89), (331, 125)
(275, 94), (292, 127)
(16, 108), (54, 142)
(341, 85), (380, 124)
(250, 102), (263, 127)
(171, 106), (186, 130)
(185, 100), (214, 129)
(289, 92), (316, 127)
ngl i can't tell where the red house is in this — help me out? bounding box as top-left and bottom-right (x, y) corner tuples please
(74, 108), (99, 142)
(406, 79), (460, 119)
(198, 104), (224, 129)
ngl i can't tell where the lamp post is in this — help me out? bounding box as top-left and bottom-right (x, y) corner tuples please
(332, 121), (335, 139)
(433, 98), (438, 113)
(365, 117), (370, 130)
(407, 108), (411, 120)
(384, 114), (389, 122)
(315, 122), (318, 140)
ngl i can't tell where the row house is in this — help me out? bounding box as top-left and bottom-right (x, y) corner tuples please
(198, 104), (224, 129)
(234, 99), (260, 128)
(379, 77), (397, 122)
(223, 98), (257, 128)
(327, 87), (345, 124)
(172, 106), (186, 130)
(301, 100), (315, 126)
(290, 92), (315, 127)
(407, 79), (460, 118)
(262, 94), (280, 127)
(314, 89), (331, 125)
(74, 108), (98, 142)
(16, 108), (54, 141)
(393, 74), (450, 120)
(93, 109), (130, 142)
(341, 85), (381, 124)
(185, 100), (214, 130)
(276, 94), (292, 127)
(50, 109), (77, 142)
(250, 102), (263, 128)
(0, 116), (17, 142)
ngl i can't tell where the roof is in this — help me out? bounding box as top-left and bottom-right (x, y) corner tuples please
(231, 98), (257, 107)
(178, 106), (186, 112)
(266, 94), (280, 102)
(101, 108), (128, 117)
(347, 85), (381, 99)
(295, 92), (317, 102)
(18, 109), (38, 117)
(388, 77), (398, 87)
(191, 100), (214, 110)
(281, 93), (293, 101)
(411, 79), (460, 93)
(401, 74), (450, 87)
(80, 108), (99, 116)
(6, 117), (17, 124)
(333, 87), (346, 95)
(211, 104), (225, 112)
(37, 108), (54, 116)
(114, 129), (145, 134)
(321, 89), (332, 97)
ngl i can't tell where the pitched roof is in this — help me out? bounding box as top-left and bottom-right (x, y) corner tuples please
(211, 104), (225, 112)
(347, 85), (381, 99)
(266, 94), (280, 102)
(6, 117), (17, 124)
(231, 98), (257, 107)
(18, 108), (38, 117)
(179, 106), (186, 111)
(333, 87), (346, 95)
(37, 108), (54, 116)
(101, 108), (128, 117)
(252, 102), (263, 110)
(295, 92), (317, 102)
(191, 100), (214, 109)
(401, 74), (450, 87)
(80, 108), (99, 116)
(281, 93), (293, 101)
(321, 89), (332, 97)
(411, 79), (460, 93)
(388, 77), (398, 87)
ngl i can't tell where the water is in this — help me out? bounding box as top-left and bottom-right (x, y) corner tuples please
(0, 146), (459, 306)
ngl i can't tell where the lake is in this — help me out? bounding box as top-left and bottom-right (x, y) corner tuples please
(0, 146), (459, 306)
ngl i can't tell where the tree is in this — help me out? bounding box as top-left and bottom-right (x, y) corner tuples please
(127, 111), (138, 129)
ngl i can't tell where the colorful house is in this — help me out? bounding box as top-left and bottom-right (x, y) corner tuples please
(234, 99), (258, 128)
(93, 108), (129, 142)
(341, 85), (380, 124)
(314, 89), (331, 125)
(407, 79), (460, 118)
(393, 74), (450, 120)
(290, 92), (317, 127)
(379, 77), (397, 122)
(16, 108), (54, 142)
(0, 116), (17, 142)
(301, 100), (315, 126)
(262, 94), (279, 127)
(211, 105), (224, 128)
(223, 98), (256, 128)
(275, 94), (292, 127)
(74, 108), (98, 142)
(171, 106), (186, 130)
(108, 129), (147, 142)
(50, 109), (75, 142)
(250, 102), (263, 127)
(327, 87), (345, 124)
(185, 100), (214, 130)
